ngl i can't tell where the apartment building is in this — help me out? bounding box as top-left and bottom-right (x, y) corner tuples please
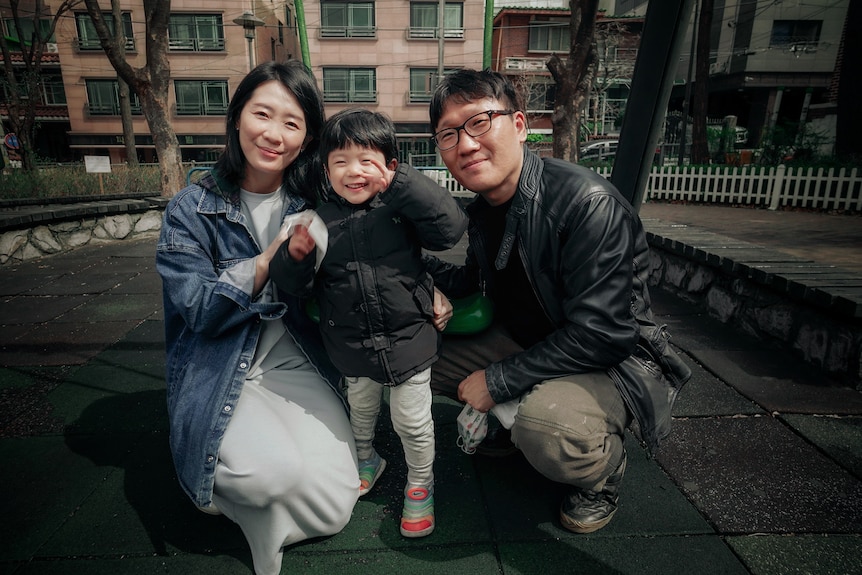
(301, 0), (485, 165)
(682, 0), (850, 148)
(1, 1), (294, 164)
(491, 7), (642, 140)
(1, 0), (490, 166)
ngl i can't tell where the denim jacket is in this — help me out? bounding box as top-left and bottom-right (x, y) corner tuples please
(156, 172), (344, 507)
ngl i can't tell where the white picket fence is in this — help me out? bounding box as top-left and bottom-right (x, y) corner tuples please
(419, 165), (862, 211)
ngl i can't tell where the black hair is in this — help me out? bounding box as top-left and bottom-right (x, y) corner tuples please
(213, 60), (326, 204)
(429, 68), (524, 132)
(319, 108), (399, 165)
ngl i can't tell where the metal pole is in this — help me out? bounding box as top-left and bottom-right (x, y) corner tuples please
(247, 36), (254, 72)
(610, 0), (696, 210)
(678, 0), (699, 165)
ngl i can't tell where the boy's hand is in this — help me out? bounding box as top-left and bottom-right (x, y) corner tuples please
(366, 157), (396, 192)
(288, 225), (316, 261)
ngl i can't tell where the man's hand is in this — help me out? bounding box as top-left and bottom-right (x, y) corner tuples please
(431, 287), (453, 331)
(458, 370), (496, 413)
(288, 224), (316, 261)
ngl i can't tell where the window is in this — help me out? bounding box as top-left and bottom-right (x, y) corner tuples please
(169, 14), (224, 51)
(770, 20), (822, 52)
(322, 68), (376, 102)
(174, 80), (229, 115)
(409, 2), (463, 39)
(86, 79), (142, 116)
(529, 17), (569, 52)
(321, 1), (375, 38)
(525, 80), (555, 112)
(409, 68), (454, 103)
(75, 12), (134, 51)
(42, 75), (67, 105)
(4, 17), (54, 46)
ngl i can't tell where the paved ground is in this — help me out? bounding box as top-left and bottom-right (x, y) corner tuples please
(1, 202), (861, 574)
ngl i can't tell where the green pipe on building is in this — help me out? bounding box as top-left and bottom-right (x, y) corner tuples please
(295, 0), (311, 68)
(484, 0), (493, 69)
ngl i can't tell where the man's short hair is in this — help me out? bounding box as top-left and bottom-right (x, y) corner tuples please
(429, 68), (524, 131)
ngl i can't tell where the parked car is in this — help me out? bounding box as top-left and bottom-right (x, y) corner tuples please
(580, 139), (618, 161)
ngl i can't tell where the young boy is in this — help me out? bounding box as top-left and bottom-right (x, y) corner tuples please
(269, 108), (467, 538)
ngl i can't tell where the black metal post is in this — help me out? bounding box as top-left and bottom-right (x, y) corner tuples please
(610, 0), (696, 210)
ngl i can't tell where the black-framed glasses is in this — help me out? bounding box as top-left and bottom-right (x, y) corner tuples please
(431, 109), (515, 151)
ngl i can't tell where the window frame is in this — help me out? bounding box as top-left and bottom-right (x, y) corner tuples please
(75, 12), (134, 51)
(174, 80), (229, 116)
(408, 2), (464, 39)
(320, 1), (376, 38)
(168, 14), (225, 52)
(322, 68), (377, 103)
(528, 16), (570, 53)
(85, 79), (142, 116)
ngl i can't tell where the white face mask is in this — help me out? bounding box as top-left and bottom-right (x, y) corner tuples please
(456, 404), (488, 455)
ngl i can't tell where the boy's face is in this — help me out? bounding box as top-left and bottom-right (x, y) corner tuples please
(435, 97), (527, 206)
(326, 142), (397, 205)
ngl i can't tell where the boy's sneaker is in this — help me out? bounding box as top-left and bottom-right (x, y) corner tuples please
(400, 485), (435, 538)
(358, 452), (387, 496)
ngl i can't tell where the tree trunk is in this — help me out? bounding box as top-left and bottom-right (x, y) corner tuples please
(691, 0), (713, 164)
(84, 0), (183, 196)
(112, 0), (138, 167)
(547, 0), (599, 163)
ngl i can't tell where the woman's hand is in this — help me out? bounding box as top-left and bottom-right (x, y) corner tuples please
(432, 287), (453, 332)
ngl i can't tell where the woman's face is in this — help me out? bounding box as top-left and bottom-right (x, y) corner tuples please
(236, 79), (310, 193)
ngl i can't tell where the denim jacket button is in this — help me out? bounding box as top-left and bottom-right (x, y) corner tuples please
(239, 361), (248, 369)
(223, 405), (231, 413)
(206, 455), (214, 463)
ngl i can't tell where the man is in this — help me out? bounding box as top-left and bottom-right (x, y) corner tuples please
(424, 69), (691, 534)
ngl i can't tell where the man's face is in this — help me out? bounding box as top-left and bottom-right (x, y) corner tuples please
(434, 97), (527, 206)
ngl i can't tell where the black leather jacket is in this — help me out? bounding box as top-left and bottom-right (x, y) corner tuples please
(425, 148), (690, 452)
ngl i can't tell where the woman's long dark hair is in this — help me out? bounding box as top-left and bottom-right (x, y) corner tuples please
(214, 60), (326, 204)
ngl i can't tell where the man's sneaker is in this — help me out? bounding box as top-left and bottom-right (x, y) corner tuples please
(400, 485), (435, 538)
(475, 426), (519, 458)
(358, 452), (387, 496)
(559, 450), (627, 534)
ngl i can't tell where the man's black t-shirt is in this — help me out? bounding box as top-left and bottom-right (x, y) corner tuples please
(480, 200), (555, 349)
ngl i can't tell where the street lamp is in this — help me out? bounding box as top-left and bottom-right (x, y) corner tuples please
(233, 11), (265, 72)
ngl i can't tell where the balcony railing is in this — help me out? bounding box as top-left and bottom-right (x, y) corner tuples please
(320, 26), (376, 38)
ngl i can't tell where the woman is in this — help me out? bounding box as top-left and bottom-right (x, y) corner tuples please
(156, 61), (359, 575)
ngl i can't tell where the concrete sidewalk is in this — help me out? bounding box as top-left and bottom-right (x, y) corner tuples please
(1, 203), (861, 574)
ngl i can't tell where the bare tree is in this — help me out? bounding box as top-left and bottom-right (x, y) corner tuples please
(690, 0), (712, 164)
(83, 0), (182, 196)
(0, 0), (82, 171)
(111, 0), (137, 167)
(546, 0), (600, 162)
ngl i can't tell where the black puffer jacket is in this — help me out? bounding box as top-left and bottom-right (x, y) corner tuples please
(425, 148), (690, 453)
(271, 163), (468, 385)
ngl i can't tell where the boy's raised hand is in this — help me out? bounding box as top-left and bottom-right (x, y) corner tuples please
(366, 157), (396, 192)
(288, 225), (316, 261)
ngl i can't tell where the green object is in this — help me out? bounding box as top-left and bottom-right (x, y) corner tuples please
(306, 293), (493, 335)
(445, 293), (493, 335)
(306, 298), (321, 323)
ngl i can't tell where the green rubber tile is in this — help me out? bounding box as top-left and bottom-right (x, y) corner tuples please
(281, 544), (499, 575)
(0, 436), (119, 562)
(656, 417), (862, 533)
(726, 534), (862, 575)
(498, 536), (749, 575)
(781, 414), (862, 477)
(53, 292), (161, 324)
(671, 353), (764, 417)
(14, 552), (252, 575)
(49, 370), (167, 433)
(479, 436), (712, 541)
(1, 319), (143, 366)
(0, 293), (95, 324)
(40, 433), (246, 559)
